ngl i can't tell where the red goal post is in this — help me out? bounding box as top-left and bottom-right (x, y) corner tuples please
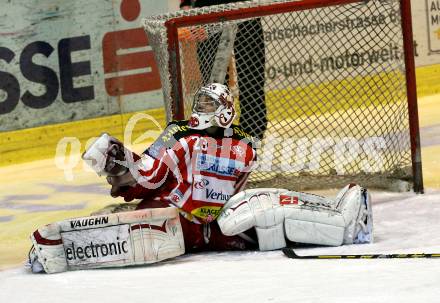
(143, 0), (423, 193)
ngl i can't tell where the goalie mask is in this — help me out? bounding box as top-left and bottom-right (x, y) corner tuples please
(188, 83), (236, 130)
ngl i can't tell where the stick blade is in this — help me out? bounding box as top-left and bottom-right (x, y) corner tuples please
(282, 248), (305, 259)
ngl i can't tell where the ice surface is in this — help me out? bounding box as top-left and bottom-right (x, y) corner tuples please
(1, 190), (440, 303)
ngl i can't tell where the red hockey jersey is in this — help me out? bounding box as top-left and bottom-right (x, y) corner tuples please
(118, 121), (257, 224)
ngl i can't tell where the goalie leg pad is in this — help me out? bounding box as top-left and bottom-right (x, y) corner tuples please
(278, 197), (346, 247)
(218, 188), (345, 249)
(336, 184), (373, 244)
(255, 224), (286, 251)
(218, 185), (372, 250)
(284, 218), (345, 247)
(30, 207), (185, 273)
(218, 188), (287, 251)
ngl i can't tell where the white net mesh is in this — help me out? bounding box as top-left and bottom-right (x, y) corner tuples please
(143, 0), (421, 191)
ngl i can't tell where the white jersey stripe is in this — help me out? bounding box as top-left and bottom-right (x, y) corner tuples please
(180, 138), (193, 185)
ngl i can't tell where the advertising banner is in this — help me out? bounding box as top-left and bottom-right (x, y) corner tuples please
(0, 0), (177, 131)
(426, 0), (440, 54)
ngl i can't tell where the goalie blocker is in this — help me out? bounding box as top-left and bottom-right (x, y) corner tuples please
(217, 184), (373, 251)
(28, 208), (184, 274)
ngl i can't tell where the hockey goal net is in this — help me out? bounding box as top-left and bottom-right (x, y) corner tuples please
(143, 0), (423, 192)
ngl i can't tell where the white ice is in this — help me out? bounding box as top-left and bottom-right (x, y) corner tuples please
(1, 190), (440, 303)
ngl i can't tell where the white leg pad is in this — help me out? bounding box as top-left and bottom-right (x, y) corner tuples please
(255, 224), (286, 251)
(219, 188), (288, 251)
(283, 204), (345, 246)
(30, 207), (185, 273)
(285, 219), (344, 246)
(218, 186), (366, 250)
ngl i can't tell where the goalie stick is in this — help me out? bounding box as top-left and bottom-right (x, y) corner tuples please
(282, 248), (440, 259)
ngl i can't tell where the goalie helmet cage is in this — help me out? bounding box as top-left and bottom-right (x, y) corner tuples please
(143, 0), (423, 193)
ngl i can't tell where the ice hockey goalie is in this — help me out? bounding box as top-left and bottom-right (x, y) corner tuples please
(28, 83), (372, 274)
